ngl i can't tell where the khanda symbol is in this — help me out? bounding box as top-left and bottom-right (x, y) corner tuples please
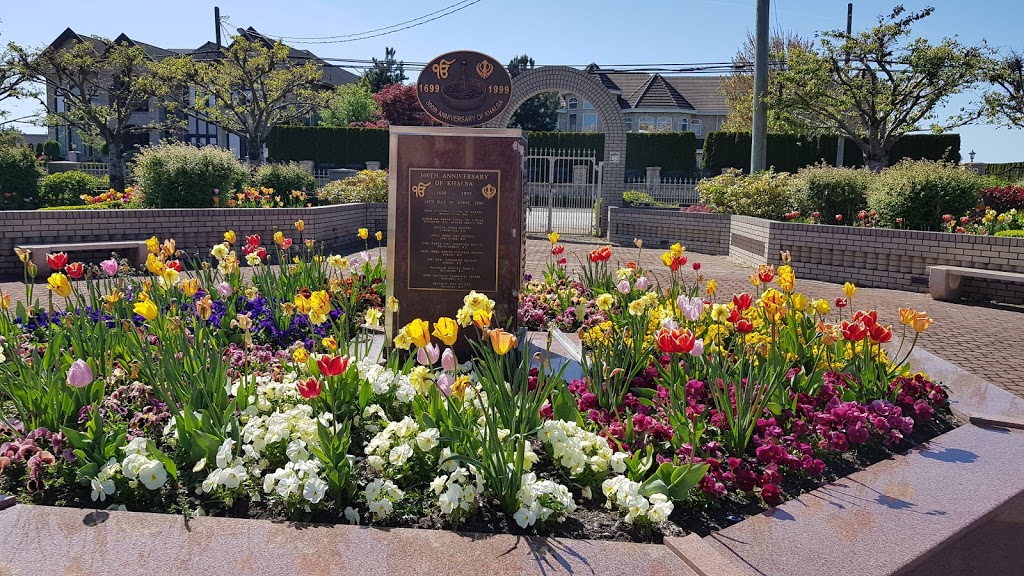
(432, 58), (456, 79)
(476, 59), (494, 79)
(412, 182), (430, 198)
(481, 183), (496, 200)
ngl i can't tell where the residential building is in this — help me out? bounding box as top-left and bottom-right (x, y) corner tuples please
(43, 27), (357, 161)
(556, 65), (729, 148)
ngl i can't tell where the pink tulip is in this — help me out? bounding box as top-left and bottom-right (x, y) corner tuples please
(616, 280), (630, 294)
(441, 347), (457, 372)
(66, 360), (93, 388)
(417, 342), (440, 366)
(436, 373), (454, 396)
(660, 318), (679, 331)
(100, 259), (119, 277)
(635, 276), (650, 291)
(689, 339), (705, 357)
(216, 281), (232, 298)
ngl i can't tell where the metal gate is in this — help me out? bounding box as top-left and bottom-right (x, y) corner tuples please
(525, 148), (602, 236)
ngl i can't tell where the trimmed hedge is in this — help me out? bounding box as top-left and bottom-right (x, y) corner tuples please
(40, 171), (97, 207)
(132, 142), (249, 209)
(995, 229), (1024, 238)
(253, 162), (317, 193)
(267, 126), (389, 169)
(702, 132), (960, 174)
(867, 160), (982, 231)
(268, 127), (699, 176)
(0, 146), (43, 209)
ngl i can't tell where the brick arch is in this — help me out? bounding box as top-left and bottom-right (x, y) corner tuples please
(485, 66), (625, 235)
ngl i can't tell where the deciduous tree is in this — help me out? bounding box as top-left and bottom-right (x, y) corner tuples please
(171, 36), (326, 165)
(979, 51), (1024, 129)
(770, 6), (986, 171)
(320, 80), (378, 127)
(11, 38), (172, 189)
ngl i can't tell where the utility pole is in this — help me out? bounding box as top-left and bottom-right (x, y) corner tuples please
(214, 6), (222, 50)
(750, 0), (770, 173)
(835, 3), (853, 167)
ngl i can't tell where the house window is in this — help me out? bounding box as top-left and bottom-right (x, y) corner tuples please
(569, 113), (578, 131)
(582, 113), (599, 132)
(692, 119), (702, 136)
(677, 118), (688, 132)
(624, 117), (633, 131)
(638, 116), (655, 132)
(567, 96), (578, 110)
(657, 117), (673, 132)
(582, 100), (594, 110)
(135, 98), (150, 113)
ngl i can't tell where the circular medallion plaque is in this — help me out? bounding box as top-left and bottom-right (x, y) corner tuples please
(416, 50), (513, 127)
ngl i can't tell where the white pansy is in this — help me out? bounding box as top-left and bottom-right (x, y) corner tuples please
(415, 428), (439, 452)
(302, 476), (327, 504)
(344, 506), (360, 525)
(388, 443), (413, 466)
(91, 477), (115, 502)
(123, 437), (149, 457)
(138, 459), (168, 490)
(121, 453), (148, 480)
(286, 439), (309, 462)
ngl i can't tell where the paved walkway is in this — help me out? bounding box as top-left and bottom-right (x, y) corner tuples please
(4, 236), (1023, 398)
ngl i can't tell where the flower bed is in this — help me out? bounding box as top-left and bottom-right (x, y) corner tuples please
(0, 230), (954, 543)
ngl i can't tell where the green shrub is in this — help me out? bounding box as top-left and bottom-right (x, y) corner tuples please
(868, 160), (983, 231)
(40, 171), (98, 207)
(794, 164), (871, 223)
(39, 201), (125, 211)
(253, 162), (316, 194)
(623, 190), (656, 206)
(132, 142), (249, 208)
(42, 140), (61, 159)
(267, 126), (389, 168)
(0, 146), (44, 209)
(696, 168), (799, 220)
(994, 229), (1024, 238)
(316, 170), (388, 204)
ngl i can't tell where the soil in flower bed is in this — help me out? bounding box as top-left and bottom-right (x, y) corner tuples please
(10, 408), (957, 544)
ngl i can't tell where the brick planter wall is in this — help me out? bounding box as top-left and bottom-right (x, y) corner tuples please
(0, 203), (387, 279)
(608, 208), (1024, 303)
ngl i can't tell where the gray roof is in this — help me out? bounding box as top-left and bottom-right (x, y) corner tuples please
(587, 67), (727, 113)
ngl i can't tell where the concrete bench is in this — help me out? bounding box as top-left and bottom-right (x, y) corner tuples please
(928, 265), (1024, 301)
(16, 241), (149, 273)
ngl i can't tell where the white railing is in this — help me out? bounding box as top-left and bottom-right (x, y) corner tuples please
(77, 162), (111, 179)
(313, 169), (331, 188)
(624, 176), (700, 206)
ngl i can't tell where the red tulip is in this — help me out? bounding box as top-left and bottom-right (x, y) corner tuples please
(588, 246), (612, 263)
(841, 320), (868, 341)
(732, 293), (754, 311)
(557, 257), (567, 266)
(317, 355), (350, 377)
(834, 297), (848, 309)
(46, 252), (68, 271)
(656, 327), (696, 354)
(727, 308), (742, 323)
(165, 260), (183, 272)
(869, 323), (893, 344)
(835, 214), (843, 222)
(297, 377), (321, 399)
(735, 319), (754, 334)
(551, 245), (565, 256)
(281, 238), (293, 249)
(692, 262), (701, 271)
(65, 262), (85, 279)
(246, 234), (261, 247)
(852, 310), (878, 328)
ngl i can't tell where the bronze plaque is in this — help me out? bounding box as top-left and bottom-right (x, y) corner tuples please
(407, 168), (500, 292)
(386, 126), (526, 353)
(416, 50), (513, 127)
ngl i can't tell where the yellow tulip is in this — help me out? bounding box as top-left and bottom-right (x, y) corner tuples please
(0, 291), (9, 310)
(433, 317), (459, 346)
(375, 230), (383, 242)
(912, 312), (933, 333)
(47, 273), (72, 298)
(710, 303), (730, 322)
(548, 232), (560, 244)
(309, 290), (331, 315)
(321, 336), (338, 351)
(146, 236), (159, 254)
(776, 265), (795, 293)
(134, 299), (158, 321)
(224, 230), (237, 244)
(386, 296), (400, 313)
(660, 252), (674, 267)
(670, 242), (685, 257)
(358, 228), (369, 240)
(813, 299), (831, 315)
(843, 282), (857, 299)
(898, 308), (918, 325)
(293, 347), (309, 363)
(161, 239), (176, 258)
(489, 329), (517, 355)
(146, 254), (165, 276)
(181, 278), (200, 297)
(472, 309), (492, 330)
(405, 318), (431, 348)
(196, 295), (212, 320)
(273, 231), (285, 246)
(14, 247), (30, 263)
(295, 219), (305, 232)
(791, 292), (808, 312)
(706, 279), (718, 297)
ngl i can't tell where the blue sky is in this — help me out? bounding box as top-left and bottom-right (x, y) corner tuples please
(3, 0), (1023, 162)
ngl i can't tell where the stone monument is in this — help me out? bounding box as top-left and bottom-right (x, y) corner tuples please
(385, 51), (525, 350)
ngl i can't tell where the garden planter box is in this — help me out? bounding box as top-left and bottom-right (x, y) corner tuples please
(2, 348), (1020, 576)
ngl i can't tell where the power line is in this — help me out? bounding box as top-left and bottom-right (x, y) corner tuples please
(262, 0), (478, 41)
(254, 0), (483, 44)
